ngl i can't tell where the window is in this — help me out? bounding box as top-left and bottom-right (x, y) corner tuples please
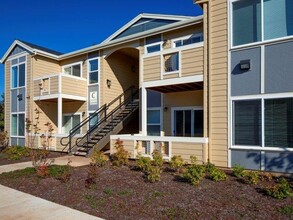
(63, 63), (82, 77)
(233, 100), (262, 146)
(233, 98), (293, 148)
(89, 112), (98, 129)
(265, 98), (293, 148)
(164, 53), (179, 73)
(88, 59), (99, 84)
(173, 33), (203, 47)
(173, 108), (203, 137)
(11, 59), (26, 88)
(11, 113), (25, 137)
(147, 108), (161, 136)
(232, 0), (293, 46)
(62, 114), (81, 134)
(145, 34), (162, 54)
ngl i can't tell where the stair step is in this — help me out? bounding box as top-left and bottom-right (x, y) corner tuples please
(73, 151), (87, 156)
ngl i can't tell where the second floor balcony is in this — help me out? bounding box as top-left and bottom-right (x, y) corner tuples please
(33, 73), (87, 101)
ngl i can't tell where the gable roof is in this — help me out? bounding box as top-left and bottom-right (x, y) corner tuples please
(0, 40), (63, 63)
(102, 13), (197, 43)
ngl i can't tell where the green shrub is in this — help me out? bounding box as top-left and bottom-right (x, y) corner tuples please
(136, 156), (152, 172)
(210, 168), (227, 182)
(146, 165), (162, 183)
(265, 178), (293, 199)
(85, 163), (99, 188)
(170, 155), (185, 173)
(91, 149), (108, 167)
(232, 164), (245, 178)
(181, 164), (206, 185)
(3, 146), (29, 160)
(112, 139), (129, 167)
(278, 205), (293, 216)
(49, 162), (72, 182)
(190, 155), (198, 165)
(243, 170), (259, 185)
(205, 161), (216, 173)
(152, 150), (163, 168)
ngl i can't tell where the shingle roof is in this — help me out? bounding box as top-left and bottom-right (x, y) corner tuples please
(18, 40), (63, 56)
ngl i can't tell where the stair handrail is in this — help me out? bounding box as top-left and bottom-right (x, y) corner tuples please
(74, 87), (139, 151)
(60, 85), (136, 153)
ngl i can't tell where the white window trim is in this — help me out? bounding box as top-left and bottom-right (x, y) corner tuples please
(231, 95), (293, 151)
(171, 106), (203, 137)
(87, 57), (100, 86)
(10, 112), (26, 138)
(230, 0), (293, 49)
(144, 35), (163, 55)
(62, 113), (82, 134)
(11, 60), (26, 89)
(62, 61), (83, 78)
(147, 107), (162, 135)
(172, 33), (204, 48)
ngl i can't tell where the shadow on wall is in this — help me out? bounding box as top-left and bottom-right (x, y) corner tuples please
(246, 151), (293, 173)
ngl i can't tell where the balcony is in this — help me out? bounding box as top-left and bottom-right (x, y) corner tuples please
(33, 73), (87, 101)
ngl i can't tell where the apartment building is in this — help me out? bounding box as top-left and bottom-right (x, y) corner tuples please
(1, 0), (292, 173)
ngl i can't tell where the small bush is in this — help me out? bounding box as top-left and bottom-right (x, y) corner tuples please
(278, 205), (293, 216)
(170, 155), (185, 173)
(49, 161), (72, 182)
(112, 139), (129, 167)
(181, 164), (206, 185)
(265, 178), (293, 199)
(3, 146), (29, 160)
(91, 149), (108, 167)
(36, 164), (49, 178)
(136, 156), (152, 172)
(190, 155), (198, 165)
(152, 150), (163, 168)
(232, 164), (245, 178)
(146, 165), (162, 183)
(205, 161), (216, 174)
(85, 163), (99, 188)
(0, 131), (9, 149)
(210, 168), (227, 182)
(259, 172), (273, 182)
(243, 171), (259, 185)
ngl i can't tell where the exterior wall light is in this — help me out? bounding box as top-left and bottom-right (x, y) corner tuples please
(107, 79), (112, 88)
(239, 59), (251, 71)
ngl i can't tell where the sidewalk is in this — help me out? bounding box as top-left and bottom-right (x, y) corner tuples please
(0, 156), (103, 220)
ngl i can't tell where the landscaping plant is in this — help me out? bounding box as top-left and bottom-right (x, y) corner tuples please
(209, 167), (227, 182)
(136, 155), (152, 172)
(3, 145), (30, 160)
(91, 148), (108, 167)
(146, 165), (162, 183)
(85, 163), (99, 188)
(112, 138), (129, 167)
(181, 156), (206, 185)
(0, 131), (9, 150)
(170, 155), (185, 173)
(243, 170), (259, 185)
(265, 177), (293, 199)
(152, 149), (164, 168)
(232, 164), (245, 178)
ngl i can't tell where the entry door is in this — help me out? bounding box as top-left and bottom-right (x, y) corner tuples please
(173, 108), (203, 137)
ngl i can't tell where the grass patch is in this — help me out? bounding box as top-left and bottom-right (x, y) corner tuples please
(278, 205), (293, 216)
(117, 189), (133, 196)
(103, 188), (113, 196)
(0, 167), (35, 179)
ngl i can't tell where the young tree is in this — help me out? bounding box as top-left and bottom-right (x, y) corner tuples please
(0, 93), (4, 131)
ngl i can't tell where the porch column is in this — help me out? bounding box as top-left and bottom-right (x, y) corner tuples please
(58, 96), (62, 133)
(141, 87), (147, 135)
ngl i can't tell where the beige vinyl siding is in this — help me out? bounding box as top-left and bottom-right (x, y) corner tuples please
(50, 75), (59, 94)
(209, 0), (228, 167)
(33, 55), (60, 78)
(163, 24), (203, 49)
(163, 90), (203, 136)
(4, 62), (11, 136)
(181, 47), (204, 77)
(62, 77), (87, 97)
(172, 142), (206, 163)
(163, 73), (179, 80)
(101, 49), (139, 107)
(143, 56), (161, 82)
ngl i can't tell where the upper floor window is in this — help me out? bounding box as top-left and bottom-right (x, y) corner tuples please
(164, 52), (179, 73)
(88, 58), (99, 84)
(145, 34), (162, 54)
(232, 0), (293, 47)
(63, 62), (82, 77)
(173, 33), (203, 48)
(11, 56), (26, 89)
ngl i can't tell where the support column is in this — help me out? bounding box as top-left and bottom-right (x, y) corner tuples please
(141, 87), (147, 135)
(58, 96), (62, 133)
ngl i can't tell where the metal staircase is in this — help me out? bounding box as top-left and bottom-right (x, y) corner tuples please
(60, 86), (139, 156)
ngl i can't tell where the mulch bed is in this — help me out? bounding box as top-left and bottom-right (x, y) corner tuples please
(0, 150), (66, 166)
(0, 161), (292, 219)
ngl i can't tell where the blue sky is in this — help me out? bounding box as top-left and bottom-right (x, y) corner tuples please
(0, 0), (202, 99)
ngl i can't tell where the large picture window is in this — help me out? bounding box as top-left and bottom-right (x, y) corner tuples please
(147, 108), (161, 136)
(11, 59), (26, 88)
(88, 59), (99, 84)
(233, 98), (293, 148)
(232, 0), (293, 46)
(63, 63), (82, 77)
(62, 114), (82, 134)
(11, 113), (25, 137)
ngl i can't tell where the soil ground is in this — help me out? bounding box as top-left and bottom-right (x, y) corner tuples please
(0, 161), (292, 220)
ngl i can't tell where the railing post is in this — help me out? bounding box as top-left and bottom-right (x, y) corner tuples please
(69, 134), (72, 153)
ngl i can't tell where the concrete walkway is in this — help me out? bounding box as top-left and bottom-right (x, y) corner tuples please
(0, 156), (103, 220)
